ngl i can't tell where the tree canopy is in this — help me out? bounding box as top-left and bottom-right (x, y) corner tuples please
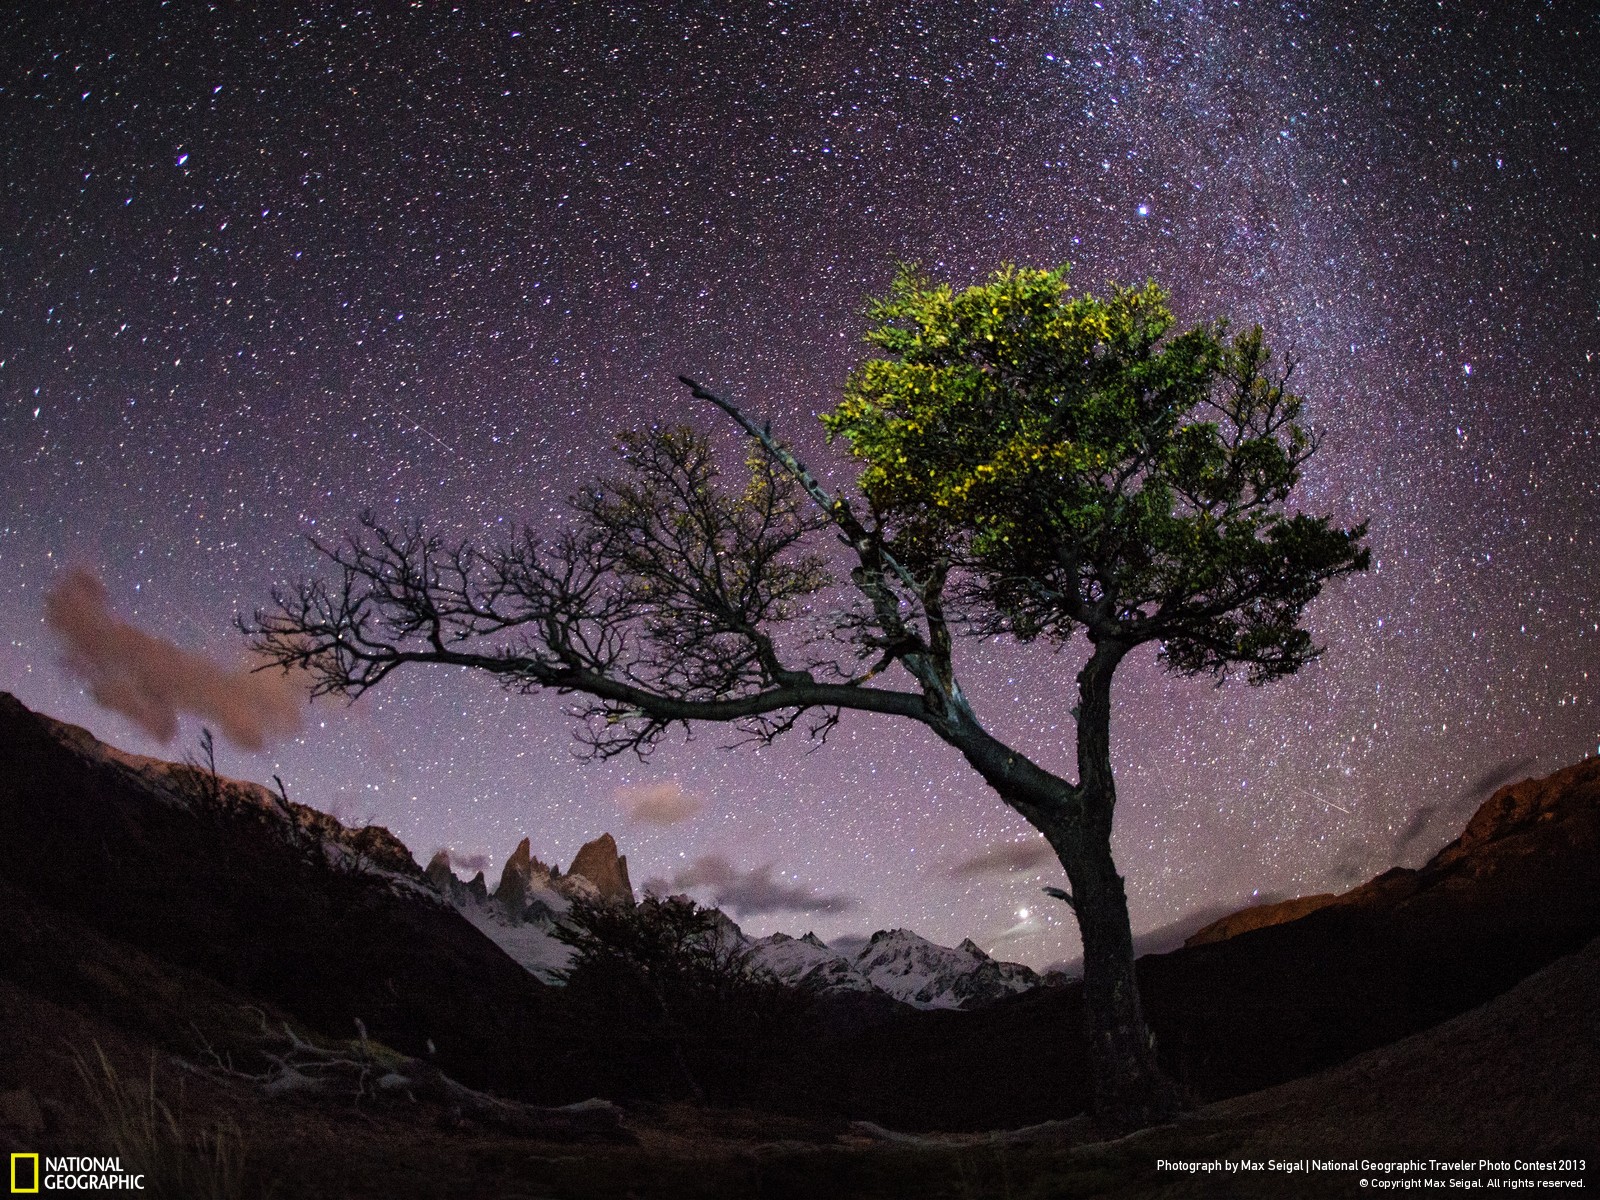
(825, 264), (1368, 679)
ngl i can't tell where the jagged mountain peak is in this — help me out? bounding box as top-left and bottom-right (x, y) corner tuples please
(844, 926), (1041, 1008)
(494, 837), (538, 921)
(958, 938), (991, 961)
(567, 832), (633, 904)
(865, 927), (923, 946)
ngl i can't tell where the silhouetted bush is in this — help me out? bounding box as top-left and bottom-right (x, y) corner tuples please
(555, 893), (811, 1104)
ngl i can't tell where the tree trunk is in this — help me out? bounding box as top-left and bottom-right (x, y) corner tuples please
(1042, 812), (1182, 1130)
(941, 639), (1184, 1131)
(1045, 640), (1184, 1131)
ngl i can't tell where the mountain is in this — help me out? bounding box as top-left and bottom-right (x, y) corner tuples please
(5, 686), (1596, 1153)
(432, 833), (635, 984)
(747, 928), (1041, 1009)
(483, 831), (635, 916)
(1188, 754), (1600, 949)
(431, 837), (1044, 1008)
(1182, 891), (1340, 946)
(567, 833), (634, 904)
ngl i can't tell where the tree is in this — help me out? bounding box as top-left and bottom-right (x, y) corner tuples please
(553, 892), (804, 1104)
(251, 264), (1368, 1130)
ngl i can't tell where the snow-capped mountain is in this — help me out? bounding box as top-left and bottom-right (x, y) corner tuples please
(742, 928), (1040, 1008)
(433, 837), (1046, 1008)
(423, 832), (637, 983)
(824, 929), (1040, 1008)
(744, 931), (877, 995)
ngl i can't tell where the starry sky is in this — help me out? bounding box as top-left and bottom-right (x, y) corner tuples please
(4, 2), (1597, 967)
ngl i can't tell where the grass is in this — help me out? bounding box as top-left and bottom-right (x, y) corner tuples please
(72, 1042), (273, 1200)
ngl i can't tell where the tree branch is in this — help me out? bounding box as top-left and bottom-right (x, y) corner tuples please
(249, 433), (949, 759)
(678, 376), (974, 726)
(677, 375), (920, 594)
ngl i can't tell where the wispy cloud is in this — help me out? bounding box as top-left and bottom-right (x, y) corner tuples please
(615, 780), (705, 825)
(648, 853), (858, 916)
(44, 567), (304, 751)
(1464, 755), (1538, 802)
(1331, 754), (1541, 882)
(945, 839), (1055, 878)
(1392, 753), (1540, 855)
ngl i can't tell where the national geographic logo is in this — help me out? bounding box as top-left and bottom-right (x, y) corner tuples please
(9, 1156), (145, 1192)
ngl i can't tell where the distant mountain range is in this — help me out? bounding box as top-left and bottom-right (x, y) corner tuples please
(425, 827), (1048, 1009)
(0, 687), (1047, 1018)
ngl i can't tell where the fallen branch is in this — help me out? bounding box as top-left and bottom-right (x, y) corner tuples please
(184, 1011), (632, 1142)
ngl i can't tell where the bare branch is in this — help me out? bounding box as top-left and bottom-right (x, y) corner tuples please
(251, 429), (940, 759)
(677, 375), (920, 595)
(677, 377), (986, 728)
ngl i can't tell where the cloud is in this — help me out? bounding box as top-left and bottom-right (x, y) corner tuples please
(1391, 803), (1441, 855)
(44, 568), (304, 752)
(1330, 755), (1541, 883)
(1330, 847), (1370, 884)
(615, 780), (705, 825)
(1392, 754), (1541, 857)
(656, 853), (858, 917)
(946, 839), (1056, 878)
(989, 911), (1045, 942)
(444, 849), (491, 874)
(1464, 755), (1538, 801)
(825, 933), (870, 956)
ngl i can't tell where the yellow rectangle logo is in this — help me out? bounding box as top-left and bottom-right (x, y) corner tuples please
(10, 1153), (40, 1194)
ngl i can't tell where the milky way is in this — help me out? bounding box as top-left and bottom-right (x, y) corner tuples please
(3, 3), (1596, 965)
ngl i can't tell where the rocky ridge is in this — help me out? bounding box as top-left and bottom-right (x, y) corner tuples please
(0, 691), (568, 1104)
(5, 693), (433, 899)
(1185, 753), (1600, 949)
(431, 839), (1043, 1007)
(426, 833), (636, 983)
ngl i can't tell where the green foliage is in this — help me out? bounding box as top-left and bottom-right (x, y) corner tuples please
(823, 263), (1369, 681)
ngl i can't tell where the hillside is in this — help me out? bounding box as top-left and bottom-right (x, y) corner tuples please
(0, 692), (579, 1104)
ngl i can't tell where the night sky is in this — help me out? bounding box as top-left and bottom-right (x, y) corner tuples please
(4, 3), (1597, 967)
